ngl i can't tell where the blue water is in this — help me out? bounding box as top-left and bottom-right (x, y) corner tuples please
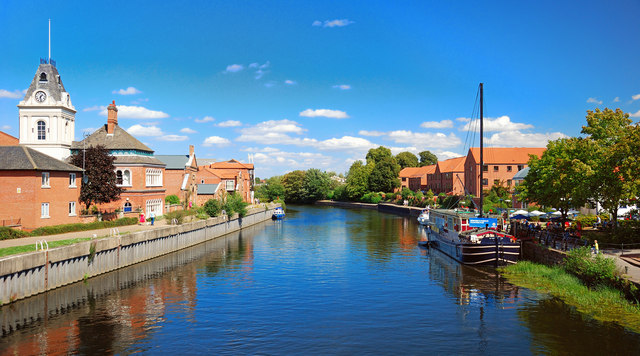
(2, 205), (640, 355)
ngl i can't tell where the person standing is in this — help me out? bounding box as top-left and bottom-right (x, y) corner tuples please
(593, 240), (599, 254)
(139, 211), (146, 225)
(150, 211), (156, 226)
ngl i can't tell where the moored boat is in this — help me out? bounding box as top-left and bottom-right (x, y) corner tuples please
(272, 207), (285, 220)
(417, 208), (430, 225)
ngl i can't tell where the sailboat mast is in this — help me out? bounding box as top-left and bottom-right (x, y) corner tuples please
(479, 83), (484, 218)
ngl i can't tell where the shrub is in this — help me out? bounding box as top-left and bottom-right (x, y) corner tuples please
(0, 227), (29, 240)
(165, 194), (180, 205)
(203, 199), (222, 217)
(565, 247), (619, 288)
(29, 217), (138, 236)
(400, 187), (413, 201)
(165, 210), (188, 225)
(225, 193), (248, 218)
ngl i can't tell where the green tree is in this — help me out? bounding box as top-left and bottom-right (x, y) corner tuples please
(303, 168), (331, 202)
(366, 146), (394, 165)
(483, 181), (511, 214)
(419, 150), (438, 167)
(520, 137), (593, 224)
(368, 155), (401, 193)
(581, 108), (634, 223)
(282, 170), (307, 203)
(256, 176), (285, 202)
(203, 199), (222, 217)
(346, 160), (371, 201)
(613, 124), (640, 199)
(165, 194), (180, 205)
(395, 151), (419, 169)
(69, 145), (122, 209)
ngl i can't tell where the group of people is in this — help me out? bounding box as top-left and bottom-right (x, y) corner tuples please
(138, 211), (156, 226)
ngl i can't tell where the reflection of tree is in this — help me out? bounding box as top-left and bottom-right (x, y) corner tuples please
(77, 292), (117, 355)
(519, 298), (640, 354)
(346, 211), (409, 261)
(204, 232), (252, 276)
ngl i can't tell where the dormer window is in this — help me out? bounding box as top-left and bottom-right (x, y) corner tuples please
(39, 72), (48, 82)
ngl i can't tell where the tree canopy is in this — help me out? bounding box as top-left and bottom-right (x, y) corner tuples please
(69, 145), (122, 209)
(255, 176), (285, 202)
(395, 151), (419, 169)
(303, 168), (331, 202)
(419, 150), (438, 167)
(346, 160), (372, 201)
(282, 170), (307, 203)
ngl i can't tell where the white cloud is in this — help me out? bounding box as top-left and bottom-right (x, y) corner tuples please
(203, 136), (231, 147)
(83, 105), (102, 112)
(387, 130), (462, 148)
(0, 89), (22, 99)
(225, 64), (244, 73)
(458, 115), (534, 132)
(248, 148), (334, 169)
(300, 108), (350, 119)
(587, 97), (603, 105)
(236, 119), (307, 144)
(195, 116), (215, 123)
(358, 130), (386, 137)
(1, 125), (11, 130)
(264, 81), (276, 88)
(313, 19), (355, 28)
(316, 136), (376, 151)
(180, 127), (197, 134)
(333, 84), (351, 90)
(284, 80), (297, 85)
(250, 61), (270, 79)
(632, 94), (640, 101)
(131, 98), (149, 105)
(435, 151), (464, 160)
(630, 110), (640, 118)
(613, 97), (620, 103)
(158, 135), (188, 142)
(100, 105), (169, 119)
(484, 130), (567, 147)
(112, 87), (141, 95)
(126, 124), (163, 137)
(420, 120), (454, 129)
(217, 120), (242, 127)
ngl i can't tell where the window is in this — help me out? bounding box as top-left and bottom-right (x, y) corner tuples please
(41, 203), (50, 218)
(482, 165), (488, 172)
(226, 180), (235, 191)
(518, 165), (524, 171)
(124, 202), (132, 212)
(482, 178), (488, 186)
(37, 121), (46, 140)
(68, 201), (76, 216)
(507, 166), (512, 172)
(146, 169), (162, 187)
(402, 177), (406, 182)
(494, 179), (500, 185)
(42, 172), (50, 187)
(123, 170), (131, 186)
(507, 179), (512, 186)
(39, 72), (47, 82)
(69, 173), (76, 187)
(201, 179), (205, 184)
(146, 199), (162, 216)
(493, 166), (499, 172)
(116, 170), (123, 185)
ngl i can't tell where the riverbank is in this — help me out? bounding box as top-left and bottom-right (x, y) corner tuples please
(315, 200), (425, 216)
(0, 204), (279, 305)
(500, 261), (640, 333)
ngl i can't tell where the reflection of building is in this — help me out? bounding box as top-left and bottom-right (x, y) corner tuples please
(72, 102), (167, 215)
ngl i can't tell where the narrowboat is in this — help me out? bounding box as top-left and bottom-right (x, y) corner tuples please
(272, 207), (286, 220)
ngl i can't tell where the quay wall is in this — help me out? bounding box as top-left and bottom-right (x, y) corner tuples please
(0, 205), (278, 306)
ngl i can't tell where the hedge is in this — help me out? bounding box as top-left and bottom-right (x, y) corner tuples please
(0, 227), (30, 241)
(29, 217), (138, 237)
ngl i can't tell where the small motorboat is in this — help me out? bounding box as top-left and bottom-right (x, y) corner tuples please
(272, 207), (285, 220)
(417, 208), (430, 226)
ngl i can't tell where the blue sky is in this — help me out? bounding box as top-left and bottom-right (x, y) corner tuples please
(1, 0), (639, 177)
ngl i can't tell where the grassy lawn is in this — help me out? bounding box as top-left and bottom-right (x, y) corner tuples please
(500, 261), (640, 333)
(0, 238), (93, 258)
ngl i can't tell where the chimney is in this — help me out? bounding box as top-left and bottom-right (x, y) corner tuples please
(107, 100), (118, 134)
(189, 145), (194, 157)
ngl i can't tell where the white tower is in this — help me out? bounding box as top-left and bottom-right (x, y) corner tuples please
(18, 61), (76, 161)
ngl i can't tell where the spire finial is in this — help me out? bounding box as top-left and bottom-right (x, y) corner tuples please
(48, 19), (51, 61)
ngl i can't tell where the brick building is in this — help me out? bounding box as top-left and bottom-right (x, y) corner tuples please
(464, 147), (545, 197)
(399, 165), (436, 192)
(0, 146), (81, 229)
(196, 159), (254, 205)
(433, 156), (466, 195)
(156, 145), (199, 207)
(71, 101), (166, 216)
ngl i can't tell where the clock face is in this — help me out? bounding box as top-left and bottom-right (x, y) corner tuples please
(35, 91), (47, 103)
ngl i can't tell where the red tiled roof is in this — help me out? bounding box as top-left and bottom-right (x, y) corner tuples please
(436, 156), (465, 173)
(209, 159), (254, 170)
(467, 147), (546, 164)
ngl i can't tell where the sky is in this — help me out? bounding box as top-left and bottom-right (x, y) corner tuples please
(1, 0), (639, 178)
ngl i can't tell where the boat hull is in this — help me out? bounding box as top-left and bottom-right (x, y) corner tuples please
(428, 231), (520, 266)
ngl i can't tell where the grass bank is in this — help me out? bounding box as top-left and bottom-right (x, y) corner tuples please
(500, 261), (640, 333)
(0, 237), (93, 258)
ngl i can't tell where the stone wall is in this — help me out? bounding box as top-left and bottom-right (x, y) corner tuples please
(0, 204), (278, 305)
(521, 240), (567, 266)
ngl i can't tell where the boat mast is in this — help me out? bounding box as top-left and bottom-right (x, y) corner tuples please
(479, 83), (484, 218)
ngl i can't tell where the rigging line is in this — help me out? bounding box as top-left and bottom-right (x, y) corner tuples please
(462, 86), (480, 154)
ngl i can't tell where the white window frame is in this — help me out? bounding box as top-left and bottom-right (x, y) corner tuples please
(37, 120), (46, 140)
(146, 169), (162, 187)
(41, 203), (50, 218)
(145, 199), (163, 216)
(69, 173), (76, 187)
(116, 169), (132, 187)
(68, 201), (76, 216)
(42, 172), (50, 188)
(225, 180), (234, 191)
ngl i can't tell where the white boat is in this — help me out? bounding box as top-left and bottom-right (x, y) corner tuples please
(417, 209), (430, 225)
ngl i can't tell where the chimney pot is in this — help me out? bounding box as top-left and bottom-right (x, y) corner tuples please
(189, 145), (194, 157)
(107, 101), (118, 134)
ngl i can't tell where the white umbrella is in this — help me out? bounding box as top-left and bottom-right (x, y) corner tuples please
(511, 210), (529, 217)
(529, 210), (546, 216)
(547, 211), (562, 217)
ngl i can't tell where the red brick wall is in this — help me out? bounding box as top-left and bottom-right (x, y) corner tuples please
(0, 170), (80, 229)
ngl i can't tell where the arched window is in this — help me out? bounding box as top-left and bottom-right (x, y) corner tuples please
(123, 170), (131, 186)
(39, 72), (48, 82)
(124, 202), (132, 212)
(116, 170), (123, 185)
(37, 121), (46, 140)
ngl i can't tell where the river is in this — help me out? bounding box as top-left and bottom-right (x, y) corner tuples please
(1, 205), (639, 355)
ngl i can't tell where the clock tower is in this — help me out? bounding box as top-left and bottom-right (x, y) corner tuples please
(18, 60), (76, 161)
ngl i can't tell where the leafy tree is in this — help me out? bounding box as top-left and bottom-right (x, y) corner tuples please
(613, 124), (640, 199)
(419, 150), (438, 167)
(254, 177), (261, 184)
(368, 154), (401, 193)
(224, 192), (248, 217)
(395, 151), (419, 169)
(519, 137), (593, 224)
(256, 176), (285, 202)
(203, 199), (222, 217)
(483, 181), (511, 214)
(303, 168), (331, 202)
(346, 160), (371, 201)
(282, 170), (307, 203)
(366, 146), (394, 165)
(69, 145), (122, 209)
(165, 194), (180, 205)
(581, 108), (634, 223)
